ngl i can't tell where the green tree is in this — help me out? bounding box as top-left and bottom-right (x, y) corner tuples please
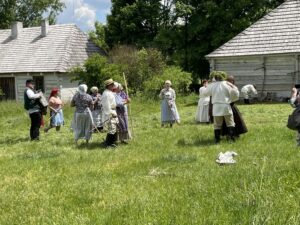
(89, 22), (109, 54)
(70, 54), (123, 92)
(105, 0), (162, 47)
(0, 0), (65, 29)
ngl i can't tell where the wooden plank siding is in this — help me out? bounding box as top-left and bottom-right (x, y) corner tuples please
(214, 55), (297, 99)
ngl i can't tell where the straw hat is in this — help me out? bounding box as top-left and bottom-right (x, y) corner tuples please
(104, 78), (114, 87)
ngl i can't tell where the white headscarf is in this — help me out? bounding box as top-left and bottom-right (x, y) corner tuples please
(78, 84), (88, 95)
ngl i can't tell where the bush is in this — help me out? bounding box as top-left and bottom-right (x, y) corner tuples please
(109, 46), (165, 93)
(144, 66), (192, 99)
(69, 54), (123, 92)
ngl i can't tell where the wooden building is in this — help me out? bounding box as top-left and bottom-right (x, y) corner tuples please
(0, 21), (104, 101)
(206, 0), (300, 100)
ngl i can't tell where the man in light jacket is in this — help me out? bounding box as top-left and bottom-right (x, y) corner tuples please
(102, 79), (119, 147)
(241, 84), (257, 104)
(202, 72), (239, 143)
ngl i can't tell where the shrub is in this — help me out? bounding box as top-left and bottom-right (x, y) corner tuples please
(144, 66), (192, 99)
(70, 54), (123, 92)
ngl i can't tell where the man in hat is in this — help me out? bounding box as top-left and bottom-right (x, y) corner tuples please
(24, 79), (42, 140)
(202, 71), (239, 143)
(101, 79), (119, 147)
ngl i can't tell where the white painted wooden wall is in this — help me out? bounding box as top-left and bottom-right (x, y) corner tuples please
(211, 54), (298, 99)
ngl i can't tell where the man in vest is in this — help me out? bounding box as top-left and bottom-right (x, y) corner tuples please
(24, 79), (42, 140)
(101, 79), (119, 147)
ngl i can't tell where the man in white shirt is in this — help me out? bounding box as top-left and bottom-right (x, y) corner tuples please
(24, 79), (42, 140)
(102, 79), (119, 147)
(241, 84), (257, 104)
(202, 72), (239, 143)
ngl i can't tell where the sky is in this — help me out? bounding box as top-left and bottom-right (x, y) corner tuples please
(57, 0), (112, 31)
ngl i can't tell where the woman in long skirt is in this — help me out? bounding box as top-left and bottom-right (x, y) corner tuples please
(159, 80), (180, 127)
(90, 86), (103, 131)
(195, 80), (210, 123)
(44, 88), (64, 132)
(71, 84), (93, 144)
(114, 82), (131, 143)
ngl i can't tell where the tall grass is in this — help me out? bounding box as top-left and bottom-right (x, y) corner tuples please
(0, 96), (299, 225)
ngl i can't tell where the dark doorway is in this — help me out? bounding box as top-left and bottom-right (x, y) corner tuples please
(33, 76), (44, 93)
(0, 77), (15, 100)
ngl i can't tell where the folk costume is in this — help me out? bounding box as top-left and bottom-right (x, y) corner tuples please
(159, 80), (180, 127)
(114, 82), (131, 143)
(221, 77), (248, 137)
(288, 88), (300, 146)
(195, 85), (210, 123)
(44, 88), (64, 132)
(202, 72), (239, 143)
(241, 84), (257, 104)
(90, 86), (103, 131)
(71, 84), (93, 143)
(102, 79), (119, 147)
(24, 79), (42, 141)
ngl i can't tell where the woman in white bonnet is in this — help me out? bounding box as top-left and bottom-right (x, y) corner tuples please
(71, 84), (93, 144)
(159, 80), (180, 127)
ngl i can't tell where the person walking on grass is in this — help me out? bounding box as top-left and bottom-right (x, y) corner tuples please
(202, 71), (239, 143)
(195, 79), (210, 123)
(44, 88), (64, 133)
(24, 79), (43, 141)
(102, 79), (119, 148)
(114, 82), (131, 143)
(159, 80), (180, 128)
(241, 84), (257, 104)
(71, 84), (93, 145)
(90, 86), (103, 132)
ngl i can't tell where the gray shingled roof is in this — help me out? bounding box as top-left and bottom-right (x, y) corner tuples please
(0, 24), (104, 73)
(206, 0), (300, 58)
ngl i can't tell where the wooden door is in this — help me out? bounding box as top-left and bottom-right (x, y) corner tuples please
(0, 77), (15, 100)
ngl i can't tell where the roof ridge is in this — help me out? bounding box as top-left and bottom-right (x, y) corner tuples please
(206, 0), (299, 58)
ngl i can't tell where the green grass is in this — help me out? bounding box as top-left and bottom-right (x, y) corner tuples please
(0, 96), (300, 225)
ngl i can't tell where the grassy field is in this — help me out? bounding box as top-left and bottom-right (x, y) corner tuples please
(0, 95), (300, 225)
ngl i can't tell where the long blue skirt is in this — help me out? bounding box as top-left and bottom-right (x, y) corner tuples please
(161, 100), (180, 123)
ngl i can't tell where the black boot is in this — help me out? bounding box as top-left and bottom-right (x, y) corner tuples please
(105, 133), (117, 148)
(214, 129), (221, 144)
(244, 99), (250, 104)
(228, 127), (235, 142)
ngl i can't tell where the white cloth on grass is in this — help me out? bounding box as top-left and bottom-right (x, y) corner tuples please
(216, 151), (238, 164)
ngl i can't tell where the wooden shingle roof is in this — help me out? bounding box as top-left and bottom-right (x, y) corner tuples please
(0, 24), (104, 73)
(206, 0), (300, 58)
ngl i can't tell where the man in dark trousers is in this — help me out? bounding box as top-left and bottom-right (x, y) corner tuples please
(24, 79), (42, 140)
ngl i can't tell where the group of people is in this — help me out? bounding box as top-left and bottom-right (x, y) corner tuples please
(24, 78), (131, 148)
(193, 72), (257, 143)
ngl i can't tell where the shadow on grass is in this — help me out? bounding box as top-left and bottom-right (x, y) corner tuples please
(177, 137), (215, 147)
(17, 151), (62, 160)
(0, 136), (30, 145)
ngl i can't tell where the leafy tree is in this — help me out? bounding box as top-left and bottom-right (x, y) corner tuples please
(105, 0), (162, 47)
(0, 0), (65, 29)
(89, 22), (109, 54)
(109, 46), (166, 93)
(70, 54), (123, 93)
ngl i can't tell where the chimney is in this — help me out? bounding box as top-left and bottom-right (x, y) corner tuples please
(41, 20), (49, 37)
(11, 22), (23, 39)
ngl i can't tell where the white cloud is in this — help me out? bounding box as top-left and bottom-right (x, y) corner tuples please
(59, 0), (96, 30)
